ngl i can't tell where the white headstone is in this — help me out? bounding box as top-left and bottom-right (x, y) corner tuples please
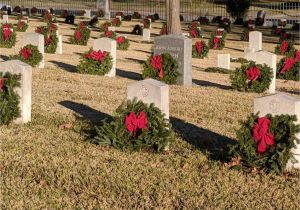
(116, 16), (122, 21)
(108, 26), (115, 31)
(254, 92), (300, 170)
(0, 60), (32, 124)
(217, 54), (230, 69)
(249, 31), (262, 52)
(244, 47), (256, 61)
(93, 38), (116, 77)
(143, 29), (151, 42)
(1, 15), (8, 23)
(22, 32), (45, 69)
(84, 10), (91, 18)
(56, 35), (63, 55)
(127, 79), (169, 119)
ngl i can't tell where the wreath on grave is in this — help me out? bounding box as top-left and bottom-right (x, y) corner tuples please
(273, 26), (285, 36)
(142, 53), (179, 85)
(77, 49), (113, 75)
(31, 7), (38, 15)
(100, 30), (117, 39)
(274, 40), (295, 56)
(69, 22), (91, 46)
(93, 98), (174, 152)
(112, 18), (122, 27)
(143, 19), (151, 29)
(189, 26), (203, 38)
(35, 24), (58, 54)
(0, 72), (21, 125)
(115, 12), (124, 18)
(11, 44), (43, 67)
(132, 12), (141, 19)
(208, 30), (226, 50)
(279, 32), (295, 42)
(16, 20), (29, 32)
(192, 40), (209, 59)
(240, 27), (255, 41)
(116, 36), (130, 50)
(0, 23), (16, 48)
(160, 23), (168, 35)
(99, 21), (112, 32)
(230, 61), (273, 93)
(132, 24), (143, 35)
(276, 50), (300, 81)
(42, 12), (54, 23)
(219, 18), (231, 33)
(229, 113), (300, 174)
(198, 16), (209, 25)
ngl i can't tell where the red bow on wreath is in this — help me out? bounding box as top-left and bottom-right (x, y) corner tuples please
(75, 30), (81, 40)
(116, 36), (124, 44)
(85, 50), (108, 62)
(105, 30), (113, 38)
(246, 66), (260, 81)
(213, 37), (220, 49)
(2, 27), (11, 41)
(295, 50), (300, 62)
(125, 111), (148, 134)
(20, 47), (32, 60)
(280, 41), (288, 54)
(195, 41), (203, 54)
(253, 117), (275, 154)
(17, 21), (25, 30)
(151, 55), (164, 79)
(0, 78), (4, 92)
(280, 57), (296, 74)
(190, 28), (198, 38)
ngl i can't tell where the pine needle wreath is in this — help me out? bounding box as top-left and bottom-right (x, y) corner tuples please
(230, 113), (300, 174)
(132, 24), (143, 35)
(69, 22), (91, 46)
(77, 49), (113, 75)
(189, 27), (203, 38)
(111, 18), (122, 27)
(208, 31), (226, 50)
(276, 50), (300, 81)
(192, 40), (209, 59)
(35, 24), (58, 54)
(15, 20), (29, 32)
(10, 44), (43, 67)
(230, 61), (272, 93)
(142, 53), (179, 85)
(132, 12), (141, 19)
(143, 19), (151, 29)
(274, 40), (295, 56)
(116, 36), (130, 50)
(0, 72), (21, 125)
(100, 30), (117, 39)
(198, 16), (209, 25)
(0, 23), (16, 48)
(219, 18), (232, 33)
(99, 21), (112, 32)
(93, 98), (174, 152)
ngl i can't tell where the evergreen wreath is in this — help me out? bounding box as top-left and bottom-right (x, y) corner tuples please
(115, 12), (124, 18)
(279, 32), (295, 42)
(142, 53), (179, 85)
(240, 27), (255, 41)
(192, 40), (209, 58)
(198, 16), (209, 25)
(132, 24), (143, 35)
(208, 30), (226, 50)
(99, 21), (112, 32)
(100, 30), (117, 39)
(0, 23), (16, 48)
(116, 36), (130, 50)
(219, 18), (232, 33)
(111, 18), (122, 27)
(189, 27), (203, 38)
(276, 50), (300, 81)
(69, 22), (91, 46)
(230, 113), (300, 174)
(35, 24), (58, 54)
(275, 40), (295, 56)
(143, 18), (151, 29)
(132, 12), (141, 19)
(77, 49), (113, 75)
(16, 20), (29, 32)
(93, 98), (174, 152)
(230, 61), (272, 93)
(10, 44), (43, 67)
(42, 12), (54, 23)
(0, 72), (21, 125)
(160, 23), (168, 35)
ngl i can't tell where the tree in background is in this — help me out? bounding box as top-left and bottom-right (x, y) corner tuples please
(166, 0), (181, 35)
(226, 0), (251, 25)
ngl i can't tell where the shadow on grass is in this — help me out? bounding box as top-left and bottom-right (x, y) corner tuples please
(224, 46), (244, 52)
(171, 117), (235, 162)
(59, 100), (113, 125)
(126, 57), (145, 64)
(0, 55), (9, 61)
(116, 69), (142, 81)
(193, 79), (232, 90)
(49, 61), (77, 72)
(136, 49), (151, 54)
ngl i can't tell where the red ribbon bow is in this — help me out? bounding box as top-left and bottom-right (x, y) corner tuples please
(45, 36), (52, 46)
(17, 21), (25, 30)
(151, 55), (164, 79)
(190, 28), (198, 38)
(295, 50), (300, 62)
(125, 111), (148, 134)
(195, 41), (203, 54)
(85, 50), (108, 62)
(280, 57), (296, 74)
(3, 27), (11, 41)
(246, 66), (260, 81)
(20, 47), (32, 60)
(105, 30), (113, 37)
(213, 37), (220, 49)
(74, 30), (81, 40)
(116, 36), (124, 44)
(253, 117), (275, 154)
(0, 78), (4, 92)
(280, 41), (288, 54)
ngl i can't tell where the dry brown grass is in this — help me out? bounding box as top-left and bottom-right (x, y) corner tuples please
(0, 16), (300, 209)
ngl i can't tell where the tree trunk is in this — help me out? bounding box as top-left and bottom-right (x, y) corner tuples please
(166, 0), (181, 35)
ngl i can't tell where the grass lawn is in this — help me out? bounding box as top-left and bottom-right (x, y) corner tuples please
(0, 15), (299, 209)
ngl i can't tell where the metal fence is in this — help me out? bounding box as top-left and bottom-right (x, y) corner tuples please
(1, 0), (299, 22)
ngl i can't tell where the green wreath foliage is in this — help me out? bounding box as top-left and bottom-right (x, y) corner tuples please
(208, 31), (226, 50)
(240, 28), (255, 41)
(15, 20), (29, 32)
(0, 24), (16, 48)
(230, 113), (300, 174)
(77, 49), (113, 75)
(93, 98), (174, 152)
(0, 72), (21, 125)
(276, 52), (300, 81)
(230, 61), (272, 93)
(10, 44), (43, 67)
(142, 53), (179, 85)
(219, 18), (232, 33)
(116, 36), (130, 50)
(189, 27), (203, 38)
(192, 40), (209, 59)
(132, 12), (141, 19)
(111, 18), (122, 27)
(274, 40), (295, 56)
(143, 19), (151, 29)
(69, 23), (91, 46)
(35, 24), (59, 53)
(99, 21), (112, 32)
(100, 30), (117, 39)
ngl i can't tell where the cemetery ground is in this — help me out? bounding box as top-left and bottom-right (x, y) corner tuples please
(1, 17), (300, 209)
